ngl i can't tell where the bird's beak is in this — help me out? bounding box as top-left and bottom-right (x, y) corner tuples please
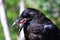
(12, 19), (19, 27)
(12, 18), (27, 34)
(12, 18), (27, 27)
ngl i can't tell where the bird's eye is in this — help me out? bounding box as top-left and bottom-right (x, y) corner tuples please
(22, 13), (31, 18)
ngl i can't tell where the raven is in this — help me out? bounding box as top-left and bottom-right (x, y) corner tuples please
(12, 8), (60, 40)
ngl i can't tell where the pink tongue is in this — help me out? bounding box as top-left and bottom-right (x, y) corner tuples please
(18, 18), (27, 25)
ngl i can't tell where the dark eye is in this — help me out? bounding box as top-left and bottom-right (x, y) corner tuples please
(22, 13), (30, 18)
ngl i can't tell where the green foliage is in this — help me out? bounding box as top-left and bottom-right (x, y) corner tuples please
(6, 9), (19, 40)
(4, 0), (19, 9)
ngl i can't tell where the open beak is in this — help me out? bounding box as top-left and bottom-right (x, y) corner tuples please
(12, 18), (27, 34)
(12, 18), (27, 27)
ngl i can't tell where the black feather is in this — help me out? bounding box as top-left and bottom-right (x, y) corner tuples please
(20, 8), (60, 40)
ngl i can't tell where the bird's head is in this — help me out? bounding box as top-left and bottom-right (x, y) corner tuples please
(12, 8), (44, 31)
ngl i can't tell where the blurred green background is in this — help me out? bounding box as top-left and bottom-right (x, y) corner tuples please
(0, 0), (60, 40)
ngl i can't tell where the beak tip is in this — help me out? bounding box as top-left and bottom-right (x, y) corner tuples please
(11, 24), (15, 28)
(12, 22), (17, 27)
(12, 18), (22, 27)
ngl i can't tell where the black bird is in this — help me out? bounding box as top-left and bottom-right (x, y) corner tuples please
(12, 8), (60, 40)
